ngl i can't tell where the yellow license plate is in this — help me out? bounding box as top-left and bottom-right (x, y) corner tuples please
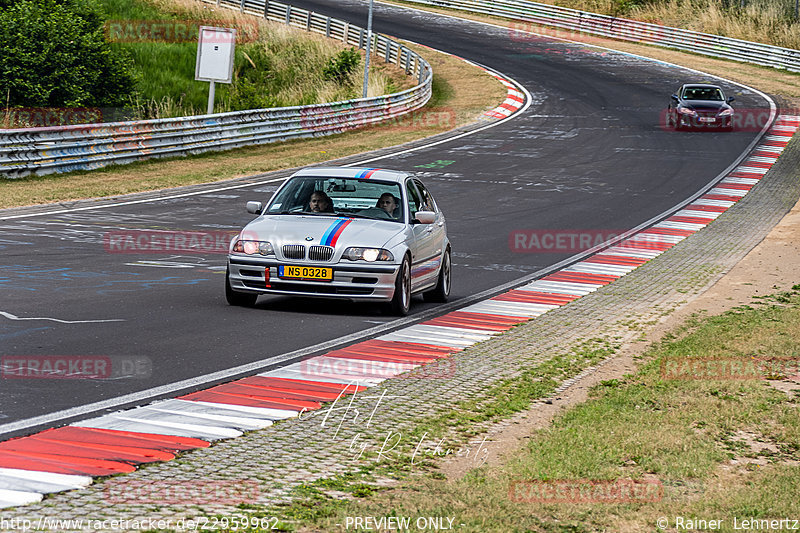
(279, 265), (333, 281)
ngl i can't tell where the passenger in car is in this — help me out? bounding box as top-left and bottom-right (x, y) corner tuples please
(308, 191), (334, 213)
(377, 193), (400, 218)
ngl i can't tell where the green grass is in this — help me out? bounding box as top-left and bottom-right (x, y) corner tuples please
(96, 0), (397, 119)
(254, 286), (800, 532)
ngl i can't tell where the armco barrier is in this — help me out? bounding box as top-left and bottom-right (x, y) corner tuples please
(402, 0), (800, 71)
(0, 0), (432, 178)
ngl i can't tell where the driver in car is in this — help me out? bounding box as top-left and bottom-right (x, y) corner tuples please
(308, 191), (334, 213)
(377, 193), (399, 218)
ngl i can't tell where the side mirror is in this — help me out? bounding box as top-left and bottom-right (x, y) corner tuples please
(670, 94), (679, 101)
(727, 96), (735, 103)
(246, 201), (263, 215)
(414, 210), (436, 224)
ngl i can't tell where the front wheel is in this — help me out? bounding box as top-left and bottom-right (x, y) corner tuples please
(424, 247), (451, 303)
(385, 256), (411, 316)
(225, 267), (258, 307)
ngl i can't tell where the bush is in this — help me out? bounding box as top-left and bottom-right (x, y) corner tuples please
(0, 0), (135, 108)
(323, 48), (360, 84)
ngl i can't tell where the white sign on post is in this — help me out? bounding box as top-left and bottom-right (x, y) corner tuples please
(195, 26), (236, 114)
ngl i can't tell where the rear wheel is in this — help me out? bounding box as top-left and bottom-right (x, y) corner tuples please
(424, 247), (451, 303)
(386, 256), (411, 316)
(225, 267), (258, 307)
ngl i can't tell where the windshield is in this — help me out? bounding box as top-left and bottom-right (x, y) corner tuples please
(682, 87), (724, 101)
(266, 176), (405, 222)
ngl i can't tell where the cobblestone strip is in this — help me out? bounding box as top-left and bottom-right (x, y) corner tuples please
(2, 130), (799, 530)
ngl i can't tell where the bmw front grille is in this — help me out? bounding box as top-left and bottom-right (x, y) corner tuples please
(308, 245), (334, 261)
(283, 244), (305, 259)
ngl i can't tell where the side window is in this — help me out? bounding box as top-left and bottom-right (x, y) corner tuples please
(413, 180), (435, 212)
(406, 180), (422, 219)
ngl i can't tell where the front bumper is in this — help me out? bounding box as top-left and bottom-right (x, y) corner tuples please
(679, 114), (732, 128)
(227, 256), (400, 301)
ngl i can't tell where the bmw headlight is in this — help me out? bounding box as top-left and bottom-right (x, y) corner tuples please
(343, 247), (394, 262)
(678, 106), (697, 116)
(232, 240), (274, 256)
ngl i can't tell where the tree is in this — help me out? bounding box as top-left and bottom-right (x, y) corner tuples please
(0, 0), (135, 108)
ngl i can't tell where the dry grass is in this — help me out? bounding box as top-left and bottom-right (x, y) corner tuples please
(0, 42), (505, 209)
(120, 0), (401, 117)
(516, 0), (800, 49)
(629, 0), (800, 49)
(386, 0), (800, 100)
(283, 290), (800, 532)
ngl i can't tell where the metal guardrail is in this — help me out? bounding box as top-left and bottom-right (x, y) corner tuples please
(402, 0), (800, 72)
(0, 0), (432, 178)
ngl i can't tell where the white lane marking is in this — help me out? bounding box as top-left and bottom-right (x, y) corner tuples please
(708, 187), (748, 196)
(377, 331), (477, 348)
(187, 401), (298, 420)
(0, 489), (42, 508)
(0, 311), (124, 324)
(603, 246), (664, 259)
(733, 166), (769, 174)
(563, 263), (633, 276)
(635, 232), (688, 243)
(260, 368), (385, 386)
(753, 145), (784, 154)
(692, 199), (736, 207)
(720, 177), (760, 185)
(154, 399), (281, 421)
(401, 324), (497, 340)
(73, 415), (241, 440)
(674, 209), (720, 219)
(0, 468), (91, 490)
(653, 221), (708, 231)
(0, 474), (86, 494)
(460, 301), (553, 317)
(143, 401), (275, 429)
(764, 135), (791, 142)
(521, 280), (604, 294)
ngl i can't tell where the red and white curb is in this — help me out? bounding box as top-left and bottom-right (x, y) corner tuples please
(0, 116), (796, 509)
(408, 44), (526, 121)
(481, 72), (526, 119)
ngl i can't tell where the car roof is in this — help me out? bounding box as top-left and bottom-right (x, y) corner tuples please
(681, 83), (723, 90)
(291, 166), (409, 184)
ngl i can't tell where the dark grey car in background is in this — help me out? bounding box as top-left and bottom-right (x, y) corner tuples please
(667, 83), (735, 130)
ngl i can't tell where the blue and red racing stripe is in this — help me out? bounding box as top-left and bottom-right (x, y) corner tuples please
(321, 218), (353, 247)
(355, 168), (380, 180)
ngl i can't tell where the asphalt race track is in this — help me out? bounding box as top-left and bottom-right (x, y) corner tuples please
(0, 0), (770, 434)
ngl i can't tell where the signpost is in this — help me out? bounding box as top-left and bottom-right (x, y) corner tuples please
(195, 26), (237, 115)
(362, 0), (374, 98)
